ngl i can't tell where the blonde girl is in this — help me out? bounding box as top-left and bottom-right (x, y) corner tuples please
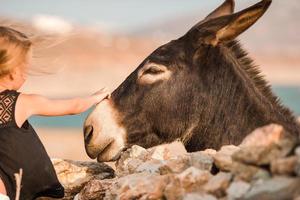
(0, 26), (109, 200)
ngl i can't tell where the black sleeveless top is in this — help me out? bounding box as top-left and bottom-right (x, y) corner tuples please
(0, 90), (64, 200)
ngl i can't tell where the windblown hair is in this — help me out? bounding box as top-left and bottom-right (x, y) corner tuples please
(0, 26), (32, 78)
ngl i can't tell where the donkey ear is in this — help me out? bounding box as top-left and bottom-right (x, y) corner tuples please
(202, 0), (272, 46)
(190, 0), (235, 31)
(205, 0), (235, 21)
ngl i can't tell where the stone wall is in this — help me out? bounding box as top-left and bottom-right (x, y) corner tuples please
(40, 122), (300, 200)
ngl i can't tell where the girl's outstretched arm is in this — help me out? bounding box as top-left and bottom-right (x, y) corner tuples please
(15, 88), (109, 128)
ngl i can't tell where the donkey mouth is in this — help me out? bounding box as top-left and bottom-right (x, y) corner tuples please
(96, 141), (127, 162)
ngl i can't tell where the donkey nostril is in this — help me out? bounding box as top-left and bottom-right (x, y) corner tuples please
(84, 125), (94, 144)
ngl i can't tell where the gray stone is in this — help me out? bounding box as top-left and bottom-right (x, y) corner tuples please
(77, 178), (115, 200)
(227, 180), (251, 200)
(177, 167), (212, 192)
(104, 173), (171, 200)
(200, 149), (217, 157)
(243, 177), (300, 200)
(148, 141), (187, 160)
(115, 145), (149, 174)
(231, 162), (270, 182)
(296, 147), (300, 157)
(296, 146), (300, 176)
(133, 155), (192, 175)
(51, 159), (114, 199)
(135, 159), (168, 174)
(183, 193), (217, 200)
(240, 124), (287, 148)
(213, 145), (240, 171)
(271, 156), (297, 175)
(163, 155), (191, 174)
(234, 124), (296, 166)
(116, 158), (144, 177)
(148, 145), (172, 160)
(164, 176), (185, 200)
(203, 172), (232, 198)
(189, 151), (214, 171)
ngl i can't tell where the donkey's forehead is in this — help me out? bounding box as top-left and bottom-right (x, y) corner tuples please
(148, 40), (186, 63)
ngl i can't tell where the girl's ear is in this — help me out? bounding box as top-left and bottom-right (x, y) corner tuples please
(9, 67), (18, 81)
(9, 73), (14, 81)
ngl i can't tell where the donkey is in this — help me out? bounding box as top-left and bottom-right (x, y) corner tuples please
(83, 0), (300, 162)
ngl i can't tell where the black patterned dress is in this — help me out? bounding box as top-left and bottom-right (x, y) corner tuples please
(0, 90), (64, 200)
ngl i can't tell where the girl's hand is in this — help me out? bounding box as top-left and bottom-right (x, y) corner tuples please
(92, 88), (110, 104)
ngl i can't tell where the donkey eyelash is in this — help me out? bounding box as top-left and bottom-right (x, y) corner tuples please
(143, 67), (164, 75)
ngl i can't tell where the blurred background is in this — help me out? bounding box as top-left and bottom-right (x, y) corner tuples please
(1, 0), (299, 161)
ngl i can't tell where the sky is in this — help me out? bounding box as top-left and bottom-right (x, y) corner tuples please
(0, 0), (217, 32)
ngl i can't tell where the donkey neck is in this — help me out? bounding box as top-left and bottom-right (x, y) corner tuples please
(184, 43), (299, 152)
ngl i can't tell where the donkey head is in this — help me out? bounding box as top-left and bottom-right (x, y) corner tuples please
(84, 0), (273, 162)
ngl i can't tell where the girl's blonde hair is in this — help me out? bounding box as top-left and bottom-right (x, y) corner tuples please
(0, 26), (32, 78)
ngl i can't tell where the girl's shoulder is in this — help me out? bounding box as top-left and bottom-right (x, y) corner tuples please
(0, 89), (20, 95)
(0, 89), (20, 102)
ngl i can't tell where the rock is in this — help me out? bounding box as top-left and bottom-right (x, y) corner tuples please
(135, 151), (213, 175)
(200, 149), (217, 157)
(116, 144), (189, 176)
(116, 158), (144, 176)
(189, 151), (214, 171)
(164, 176), (185, 200)
(135, 159), (168, 174)
(243, 177), (300, 200)
(148, 141), (187, 160)
(212, 145), (240, 171)
(73, 194), (79, 200)
(234, 124), (296, 166)
(231, 162), (270, 182)
(203, 172), (232, 198)
(79, 172), (184, 200)
(177, 167), (212, 192)
(295, 147), (300, 176)
(39, 125), (300, 200)
(271, 156), (298, 175)
(149, 145), (172, 160)
(240, 124), (287, 147)
(227, 180), (251, 200)
(163, 155), (191, 174)
(104, 173), (171, 200)
(115, 145), (149, 175)
(183, 193), (217, 200)
(78, 178), (115, 200)
(296, 147), (300, 157)
(51, 159), (114, 199)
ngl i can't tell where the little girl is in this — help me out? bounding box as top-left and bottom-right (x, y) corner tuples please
(0, 26), (109, 200)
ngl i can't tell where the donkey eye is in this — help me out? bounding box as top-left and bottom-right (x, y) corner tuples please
(143, 67), (164, 75)
(138, 63), (172, 85)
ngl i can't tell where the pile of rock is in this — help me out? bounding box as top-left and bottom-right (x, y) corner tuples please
(43, 123), (300, 200)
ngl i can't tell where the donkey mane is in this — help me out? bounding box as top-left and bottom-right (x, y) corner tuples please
(227, 40), (276, 103)
(225, 40), (298, 135)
